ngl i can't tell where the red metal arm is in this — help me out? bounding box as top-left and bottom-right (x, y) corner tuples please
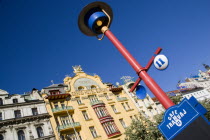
(104, 29), (174, 109)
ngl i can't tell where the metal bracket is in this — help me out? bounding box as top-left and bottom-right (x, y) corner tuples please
(129, 47), (162, 92)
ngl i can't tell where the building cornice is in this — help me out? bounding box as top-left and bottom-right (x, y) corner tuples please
(32, 134), (55, 140)
(0, 113), (51, 128)
(0, 100), (45, 109)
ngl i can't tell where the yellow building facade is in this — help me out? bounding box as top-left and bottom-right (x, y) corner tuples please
(41, 66), (140, 140)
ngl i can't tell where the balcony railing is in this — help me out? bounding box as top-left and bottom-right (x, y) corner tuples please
(90, 100), (104, 106)
(116, 97), (128, 102)
(52, 106), (74, 113)
(57, 122), (81, 131)
(108, 131), (121, 138)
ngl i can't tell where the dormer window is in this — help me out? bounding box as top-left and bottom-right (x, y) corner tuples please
(49, 90), (60, 95)
(13, 99), (18, 103)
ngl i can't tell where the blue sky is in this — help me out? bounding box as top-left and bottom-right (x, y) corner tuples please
(0, 0), (210, 96)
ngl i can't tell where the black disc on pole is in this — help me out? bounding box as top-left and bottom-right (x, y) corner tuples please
(78, 1), (113, 36)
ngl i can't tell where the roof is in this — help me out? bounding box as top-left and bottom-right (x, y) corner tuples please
(43, 84), (68, 89)
(0, 89), (9, 95)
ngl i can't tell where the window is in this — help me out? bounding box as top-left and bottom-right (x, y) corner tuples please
(125, 102), (131, 109)
(32, 108), (38, 115)
(66, 133), (77, 140)
(119, 119), (127, 128)
(89, 95), (98, 103)
(60, 116), (71, 125)
(89, 126), (98, 138)
(76, 98), (83, 105)
(121, 103), (127, 110)
(0, 134), (3, 140)
(102, 121), (119, 135)
(60, 101), (65, 109)
(104, 93), (110, 100)
(91, 85), (97, 89)
(54, 102), (58, 108)
(50, 90), (60, 95)
(95, 107), (108, 118)
(36, 127), (44, 138)
(66, 132), (81, 140)
(13, 99), (18, 103)
(98, 107), (107, 117)
(78, 86), (84, 91)
(55, 117), (60, 126)
(111, 105), (118, 113)
(14, 110), (21, 118)
(0, 98), (3, 105)
(0, 112), (2, 120)
(17, 130), (25, 140)
(82, 111), (89, 120)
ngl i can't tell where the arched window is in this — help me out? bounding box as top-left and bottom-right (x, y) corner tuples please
(78, 86), (84, 91)
(0, 98), (3, 105)
(17, 130), (25, 140)
(36, 127), (44, 138)
(0, 134), (4, 140)
(91, 85), (97, 89)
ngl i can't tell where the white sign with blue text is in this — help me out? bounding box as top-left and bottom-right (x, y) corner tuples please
(158, 99), (200, 140)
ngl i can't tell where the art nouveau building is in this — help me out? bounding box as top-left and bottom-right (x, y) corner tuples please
(0, 89), (55, 140)
(41, 66), (140, 140)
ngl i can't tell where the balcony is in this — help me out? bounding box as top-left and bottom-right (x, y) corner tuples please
(45, 93), (70, 100)
(52, 106), (74, 115)
(116, 97), (128, 102)
(58, 122), (81, 133)
(90, 100), (104, 106)
(99, 116), (114, 123)
(108, 131), (121, 138)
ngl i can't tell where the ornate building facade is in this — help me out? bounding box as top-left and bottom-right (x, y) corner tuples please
(41, 66), (140, 140)
(0, 89), (55, 140)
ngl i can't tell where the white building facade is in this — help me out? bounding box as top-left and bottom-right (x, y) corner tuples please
(118, 76), (164, 119)
(176, 68), (210, 101)
(0, 89), (55, 140)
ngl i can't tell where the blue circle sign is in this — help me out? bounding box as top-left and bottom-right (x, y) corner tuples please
(154, 54), (169, 70)
(136, 85), (147, 99)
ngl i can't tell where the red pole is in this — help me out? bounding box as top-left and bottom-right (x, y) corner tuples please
(104, 29), (175, 109)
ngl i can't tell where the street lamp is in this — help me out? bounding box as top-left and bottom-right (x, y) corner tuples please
(78, 1), (174, 109)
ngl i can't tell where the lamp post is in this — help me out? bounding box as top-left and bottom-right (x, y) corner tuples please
(78, 2), (174, 109)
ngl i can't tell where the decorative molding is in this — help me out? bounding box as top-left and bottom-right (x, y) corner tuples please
(71, 88), (109, 96)
(78, 106), (88, 109)
(34, 123), (44, 127)
(15, 126), (26, 130)
(0, 113), (51, 128)
(0, 100), (44, 109)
